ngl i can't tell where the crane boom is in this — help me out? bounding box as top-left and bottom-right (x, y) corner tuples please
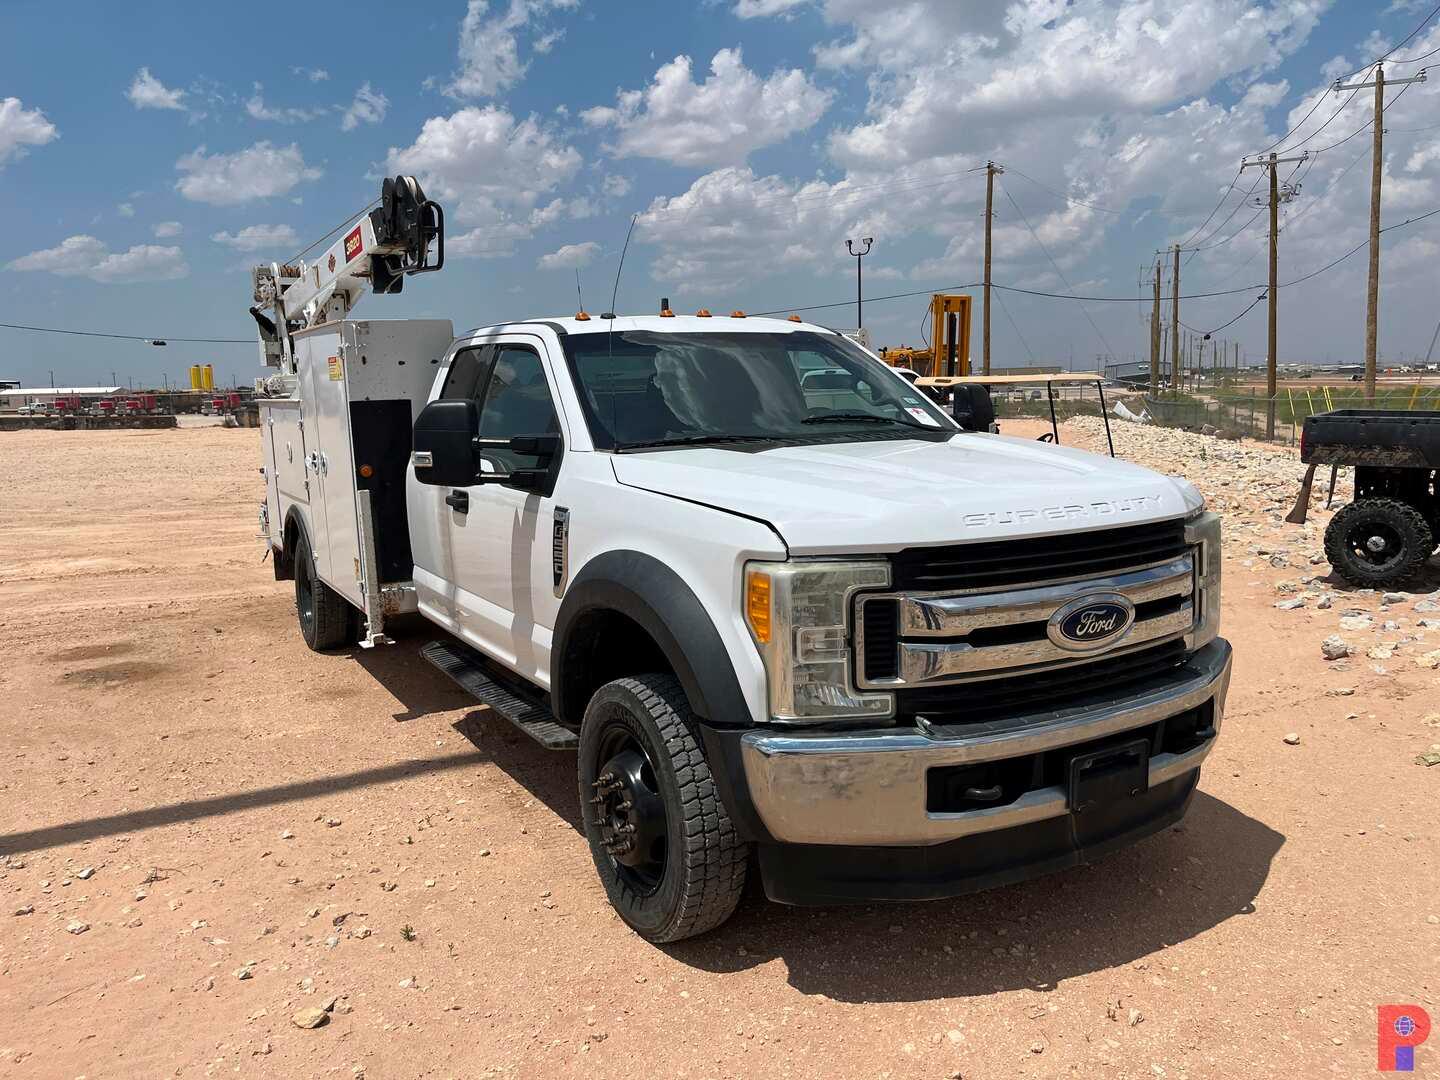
(250, 175), (444, 372)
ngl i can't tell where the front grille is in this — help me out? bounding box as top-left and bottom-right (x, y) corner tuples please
(892, 519), (1188, 593)
(896, 639), (1187, 726)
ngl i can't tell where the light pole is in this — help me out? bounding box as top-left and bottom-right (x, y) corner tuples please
(846, 237), (873, 330)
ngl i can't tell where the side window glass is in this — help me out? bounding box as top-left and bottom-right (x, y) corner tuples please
(439, 346), (491, 400)
(477, 345), (560, 473)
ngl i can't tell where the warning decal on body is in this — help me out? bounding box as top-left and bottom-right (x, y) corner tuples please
(327, 355), (343, 380)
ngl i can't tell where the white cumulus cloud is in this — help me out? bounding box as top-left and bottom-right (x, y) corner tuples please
(127, 67), (187, 111)
(175, 142), (322, 205)
(581, 48), (833, 167)
(734, 0), (809, 16)
(537, 241), (600, 270)
(0, 97), (58, 167)
(341, 83), (389, 131)
(386, 105), (582, 256)
(210, 224), (299, 251)
(6, 235), (188, 283)
(447, 0), (579, 99)
(153, 221), (183, 238)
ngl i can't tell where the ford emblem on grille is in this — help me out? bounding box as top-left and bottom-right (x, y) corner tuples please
(1047, 593), (1136, 653)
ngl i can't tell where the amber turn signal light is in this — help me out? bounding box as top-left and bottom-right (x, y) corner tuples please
(745, 569), (772, 644)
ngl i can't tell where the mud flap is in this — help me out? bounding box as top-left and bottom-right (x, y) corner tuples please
(1285, 463), (1318, 525)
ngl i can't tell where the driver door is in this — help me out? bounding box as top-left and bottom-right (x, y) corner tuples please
(414, 339), (565, 686)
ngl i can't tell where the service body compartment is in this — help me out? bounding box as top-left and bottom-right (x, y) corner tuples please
(261, 318), (454, 610)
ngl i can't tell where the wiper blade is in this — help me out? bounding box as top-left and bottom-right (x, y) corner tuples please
(614, 433), (780, 451)
(802, 411), (930, 429)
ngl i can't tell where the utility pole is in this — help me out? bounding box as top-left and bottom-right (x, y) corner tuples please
(1333, 64), (1429, 403)
(845, 237), (873, 331)
(1241, 151), (1307, 438)
(983, 162), (1003, 376)
(1150, 260), (1162, 395)
(1170, 244), (1180, 393)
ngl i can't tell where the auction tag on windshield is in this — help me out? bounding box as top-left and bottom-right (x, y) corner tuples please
(906, 406), (941, 427)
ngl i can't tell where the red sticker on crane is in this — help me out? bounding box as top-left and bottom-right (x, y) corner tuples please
(343, 225), (363, 264)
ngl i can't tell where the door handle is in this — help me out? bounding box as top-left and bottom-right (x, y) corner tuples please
(445, 490), (469, 514)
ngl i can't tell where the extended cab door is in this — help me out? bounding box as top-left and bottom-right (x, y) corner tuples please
(409, 337), (567, 686)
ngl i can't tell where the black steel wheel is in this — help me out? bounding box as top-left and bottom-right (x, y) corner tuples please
(1324, 498), (1434, 589)
(293, 529), (354, 651)
(578, 674), (747, 943)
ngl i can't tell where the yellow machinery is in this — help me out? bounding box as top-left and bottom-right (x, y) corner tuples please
(202, 364), (215, 391)
(881, 294), (972, 376)
(188, 364), (202, 390)
(929, 294), (972, 377)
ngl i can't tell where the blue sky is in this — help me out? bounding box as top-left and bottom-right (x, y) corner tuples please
(3, 0), (1439, 388)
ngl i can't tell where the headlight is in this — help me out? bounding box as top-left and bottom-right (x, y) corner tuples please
(743, 559), (894, 725)
(1184, 509), (1222, 652)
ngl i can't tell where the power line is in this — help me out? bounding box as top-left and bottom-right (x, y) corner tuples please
(1307, 80), (1418, 155)
(1175, 166), (1247, 251)
(1180, 171), (1266, 258)
(287, 198), (381, 265)
(16, 201), (1440, 346)
(754, 284), (981, 317)
(999, 180), (1119, 359)
(0, 321), (252, 344)
(1000, 166), (1127, 216)
(1334, 1), (1440, 81)
(1179, 293), (1267, 337)
(1273, 81), (1365, 156)
(992, 287), (1039, 365)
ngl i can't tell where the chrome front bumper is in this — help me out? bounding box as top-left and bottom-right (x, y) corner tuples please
(740, 639), (1232, 847)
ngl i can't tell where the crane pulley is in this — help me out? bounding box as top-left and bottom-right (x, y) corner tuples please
(250, 175), (444, 372)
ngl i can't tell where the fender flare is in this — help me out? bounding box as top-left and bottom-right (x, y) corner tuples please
(552, 550), (753, 728)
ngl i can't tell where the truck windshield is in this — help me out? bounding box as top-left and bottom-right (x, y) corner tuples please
(561, 330), (955, 451)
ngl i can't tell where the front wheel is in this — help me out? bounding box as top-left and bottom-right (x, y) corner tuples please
(578, 675), (748, 943)
(1324, 498), (1434, 589)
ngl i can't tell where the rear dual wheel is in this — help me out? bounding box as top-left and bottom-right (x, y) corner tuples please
(293, 530), (354, 651)
(578, 675), (748, 943)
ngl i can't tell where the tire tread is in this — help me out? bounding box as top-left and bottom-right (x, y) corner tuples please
(1324, 497), (1433, 588)
(581, 674), (748, 942)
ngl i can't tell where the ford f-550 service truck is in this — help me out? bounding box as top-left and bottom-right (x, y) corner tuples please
(254, 178), (1229, 942)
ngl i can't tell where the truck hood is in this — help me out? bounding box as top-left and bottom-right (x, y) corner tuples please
(610, 434), (1199, 553)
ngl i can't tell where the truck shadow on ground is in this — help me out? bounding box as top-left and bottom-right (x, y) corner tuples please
(348, 616), (473, 722)
(664, 792), (1284, 1003)
(347, 625), (1287, 1002)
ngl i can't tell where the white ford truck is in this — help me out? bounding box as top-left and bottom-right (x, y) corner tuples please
(255, 178), (1229, 942)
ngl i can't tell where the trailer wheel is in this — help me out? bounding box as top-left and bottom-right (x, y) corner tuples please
(1324, 498), (1434, 589)
(578, 674), (748, 943)
(294, 531), (353, 651)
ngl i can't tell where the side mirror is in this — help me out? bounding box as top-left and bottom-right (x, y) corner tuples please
(413, 399), (478, 486)
(951, 384), (995, 433)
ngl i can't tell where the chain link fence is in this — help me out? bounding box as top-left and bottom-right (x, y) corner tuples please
(992, 381), (1440, 444)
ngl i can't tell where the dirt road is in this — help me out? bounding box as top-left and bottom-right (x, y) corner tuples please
(0, 423), (1436, 1078)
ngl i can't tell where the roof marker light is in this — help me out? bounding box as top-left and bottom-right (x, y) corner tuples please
(787, 314), (802, 322)
(695, 308), (712, 317)
(575, 311), (591, 321)
(730, 310), (746, 318)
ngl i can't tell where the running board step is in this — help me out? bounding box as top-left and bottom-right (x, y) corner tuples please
(421, 640), (578, 750)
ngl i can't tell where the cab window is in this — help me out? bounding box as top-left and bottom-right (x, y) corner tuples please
(476, 345), (560, 473)
(439, 346), (491, 400)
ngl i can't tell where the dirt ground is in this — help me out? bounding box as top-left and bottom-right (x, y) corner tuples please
(0, 421), (1436, 1079)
